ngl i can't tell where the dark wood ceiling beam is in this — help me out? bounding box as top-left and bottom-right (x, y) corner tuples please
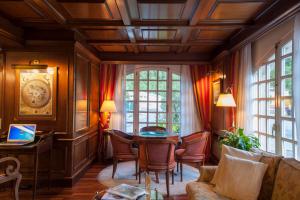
(57, 0), (106, 2)
(131, 20), (189, 26)
(0, 16), (23, 48)
(137, 0), (187, 3)
(98, 52), (211, 63)
(31, 0), (67, 25)
(214, 0), (300, 57)
(115, 0), (139, 53)
(62, 19), (248, 28)
(88, 39), (223, 46)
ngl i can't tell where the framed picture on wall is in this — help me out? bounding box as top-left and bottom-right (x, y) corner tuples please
(15, 67), (57, 120)
(212, 79), (222, 105)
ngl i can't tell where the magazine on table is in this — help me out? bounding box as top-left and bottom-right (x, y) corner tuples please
(107, 184), (146, 200)
(101, 192), (127, 200)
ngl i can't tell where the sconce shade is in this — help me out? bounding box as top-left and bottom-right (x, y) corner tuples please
(216, 94), (236, 107)
(100, 100), (117, 112)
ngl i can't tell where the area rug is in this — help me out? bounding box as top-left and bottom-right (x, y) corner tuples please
(97, 161), (200, 196)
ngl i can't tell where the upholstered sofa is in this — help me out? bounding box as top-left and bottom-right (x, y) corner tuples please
(186, 151), (300, 200)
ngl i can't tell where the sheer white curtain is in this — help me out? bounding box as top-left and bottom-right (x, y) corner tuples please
(293, 14), (300, 160)
(111, 64), (126, 131)
(180, 65), (202, 137)
(236, 44), (253, 135)
(106, 64), (126, 158)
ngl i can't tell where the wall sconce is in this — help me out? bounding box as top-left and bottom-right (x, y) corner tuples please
(216, 87), (236, 129)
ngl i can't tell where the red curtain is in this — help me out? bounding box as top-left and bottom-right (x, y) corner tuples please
(99, 64), (117, 129)
(190, 64), (212, 160)
(225, 51), (240, 129)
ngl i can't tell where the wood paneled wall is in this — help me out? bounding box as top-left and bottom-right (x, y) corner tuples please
(0, 40), (101, 186)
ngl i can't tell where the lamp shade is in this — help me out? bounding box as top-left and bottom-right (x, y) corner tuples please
(216, 93), (236, 107)
(100, 100), (117, 112)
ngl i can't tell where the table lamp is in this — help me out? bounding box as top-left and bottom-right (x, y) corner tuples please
(216, 88), (236, 129)
(100, 100), (117, 129)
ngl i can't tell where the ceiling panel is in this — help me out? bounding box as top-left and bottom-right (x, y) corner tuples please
(210, 2), (264, 20)
(85, 29), (129, 40)
(61, 3), (112, 19)
(143, 45), (171, 52)
(0, 1), (42, 19)
(95, 45), (127, 52)
(138, 3), (185, 20)
(141, 29), (177, 40)
(196, 29), (238, 40)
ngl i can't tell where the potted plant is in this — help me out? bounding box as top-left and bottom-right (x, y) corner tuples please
(220, 128), (260, 151)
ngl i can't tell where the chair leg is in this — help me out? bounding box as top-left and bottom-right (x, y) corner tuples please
(112, 159), (118, 178)
(172, 170), (174, 184)
(138, 168), (141, 184)
(180, 162), (183, 182)
(155, 172), (159, 183)
(166, 171), (170, 197)
(14, 174), (21, 200)
(135, 159), (138, 180)
(177, 161), (179, 172)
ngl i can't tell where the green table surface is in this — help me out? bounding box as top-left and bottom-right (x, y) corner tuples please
(137, 131), (178, 137)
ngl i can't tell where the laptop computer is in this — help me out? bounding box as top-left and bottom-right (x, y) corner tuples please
(0, 124), (36, 146)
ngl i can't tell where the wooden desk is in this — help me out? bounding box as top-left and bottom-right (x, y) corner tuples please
(0, 131), (54, 200)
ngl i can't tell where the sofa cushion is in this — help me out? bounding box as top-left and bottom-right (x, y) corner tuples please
(211, 145), (262, 184)
(186, 181), (230, 200)
(272, 158), (300, 200)
(255, 151), (282, 200)
(198, 166), (218, 182)
(214, 154), (268, 200)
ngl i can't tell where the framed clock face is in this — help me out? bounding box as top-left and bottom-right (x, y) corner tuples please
(15, 67), (57, 120)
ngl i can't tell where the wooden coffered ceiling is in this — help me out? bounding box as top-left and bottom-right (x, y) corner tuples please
(0, 0), (299, 63)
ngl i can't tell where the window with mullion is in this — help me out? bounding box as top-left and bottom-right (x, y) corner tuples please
(253, 58), (276, 152)
(125, 67), (181, 134)
(171, 73), (181, 133)
(252, 40), (297, 158)
(138, 69), (168, 131)
(125, 73), (135, 133)
(279, 41), (296, 158)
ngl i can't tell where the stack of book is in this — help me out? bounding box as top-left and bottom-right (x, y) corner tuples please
(102, 184), (146, 200)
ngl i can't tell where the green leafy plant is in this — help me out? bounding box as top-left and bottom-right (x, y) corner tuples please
(220, 128), (260, 151)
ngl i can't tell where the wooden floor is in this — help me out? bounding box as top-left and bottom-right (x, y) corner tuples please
(0, 162), (188, 200)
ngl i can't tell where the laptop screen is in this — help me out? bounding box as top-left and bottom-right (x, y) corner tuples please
(8, 124), (36, 141)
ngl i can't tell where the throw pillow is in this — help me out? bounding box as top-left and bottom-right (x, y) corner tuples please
(211, 145), (262, 184)
(214, 154), (268, 200)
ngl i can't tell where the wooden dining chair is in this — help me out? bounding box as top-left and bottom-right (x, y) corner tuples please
(0, 157), (22, 200)
(140, 126), (166, 132)
(175, 131), (209, 182)
(136, 138), (177, 197)
(109, 130), (138, 179)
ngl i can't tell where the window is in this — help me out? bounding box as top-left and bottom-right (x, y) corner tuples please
(252, 40), (297, 158)
(125, 67), (181, 134)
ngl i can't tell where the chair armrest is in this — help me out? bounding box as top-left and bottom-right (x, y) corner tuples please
(198, 166), (218, 183)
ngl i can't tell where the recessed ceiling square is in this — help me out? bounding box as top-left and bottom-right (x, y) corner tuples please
(61, 3), (111, 19)
(138, 3), (185, 20)
(210, 2), (264, 20)
(0, 1), (41, 19)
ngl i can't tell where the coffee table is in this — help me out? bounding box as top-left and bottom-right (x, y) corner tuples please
(92, 188), (163, 200)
